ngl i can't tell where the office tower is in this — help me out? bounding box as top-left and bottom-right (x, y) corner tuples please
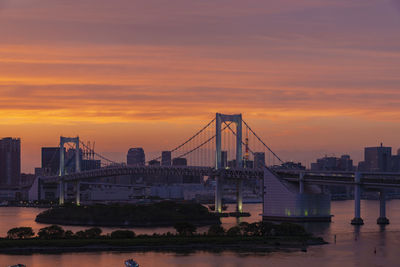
(172, 157), (187, 166)
(254, 152), (266, 169)
(41, 147), (61, 175)
(0, 137), (21, 186)
(161, 151), (172, 166)
(127, 148), (145, 166)
(364, 144), (392, 172)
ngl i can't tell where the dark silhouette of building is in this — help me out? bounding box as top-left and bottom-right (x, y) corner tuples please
(127, 148), (145, 166)
(172, 157), (187, 166)
(41, 147), (61, 176)
(254, 152), (265, 169)
(149, 159), (161, 166)
(0, 137), (21, 186)
(280, 161), (306, 170)
(161, 151), (172, 166)
(360, 144), (391, 172)
(311, 155), (354, 171)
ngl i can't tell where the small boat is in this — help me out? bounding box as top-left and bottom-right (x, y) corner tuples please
(8, 265), (26, 267)
(125, 259), (139, 267)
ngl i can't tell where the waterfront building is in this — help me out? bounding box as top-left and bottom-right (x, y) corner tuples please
(127, 148), (145, 166)
(161, 151), (172, 166)
(172, 157), (187, 166)
(0, 137), (21, 186)
(311, 155), (354, 171)
(359, 144), (392, 172)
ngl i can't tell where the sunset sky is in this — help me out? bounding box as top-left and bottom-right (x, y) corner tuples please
(1, 0), (400, 172)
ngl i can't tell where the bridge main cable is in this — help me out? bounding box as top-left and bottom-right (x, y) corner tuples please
(148, 118), (216, 163)
(242, 120), (284, 164)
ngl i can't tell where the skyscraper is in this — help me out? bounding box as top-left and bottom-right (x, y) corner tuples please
(161, 151), (172, 166)
(0, 137), (21, 186)
(127, 148), (145, 166)
(363, 144), (391, 172)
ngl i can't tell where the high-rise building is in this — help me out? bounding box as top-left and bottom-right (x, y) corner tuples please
(161, 151), (172, 166)
(172, 157), (187, 166)
(363, 144), (391, 172)
(311, 155), (354, 171)
(0, 137), (21, 186)
(41, 147), (61, 176)
(254, 152), (265, 169)
(127, 148), (145, 166)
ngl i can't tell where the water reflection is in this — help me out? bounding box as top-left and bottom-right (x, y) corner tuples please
(1, 200), (400, 266)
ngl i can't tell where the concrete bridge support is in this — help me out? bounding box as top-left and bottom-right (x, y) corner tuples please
(215, 113), (242, 213)
(75, 181), (81, 206)
(58, 136), (80, 205)
(351, 172), (364, 225)
(299, 172), (304, 194)
(59, 180), (64, 205)
(377, 190), (389, 225)
(236, 179), (243, 213)
(215, 176), (223, 213)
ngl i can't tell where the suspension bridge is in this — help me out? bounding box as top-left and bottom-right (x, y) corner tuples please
(35, 113), (400, 225)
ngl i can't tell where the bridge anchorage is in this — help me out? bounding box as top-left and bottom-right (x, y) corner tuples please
(33, 113), (400, 225)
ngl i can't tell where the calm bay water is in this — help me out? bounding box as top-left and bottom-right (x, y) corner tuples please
(1, 200), (400, 267)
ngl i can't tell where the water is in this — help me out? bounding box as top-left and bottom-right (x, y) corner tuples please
(0, 200), (399, 266)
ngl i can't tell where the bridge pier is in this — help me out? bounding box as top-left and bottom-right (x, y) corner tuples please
(299, 172), (304, 194)
(59, 180), (64, 205)
(215, 176), (223, 213)
(351, 172), (364, 225)
(377, 190), (389, 225)
(75, 181), (81, 206)
(236, 179), (243, 213)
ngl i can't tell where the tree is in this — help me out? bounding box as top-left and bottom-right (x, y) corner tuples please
(174, 222), (197, 236)
(65, 230), (74, 239)
(7, 227), (35, 239)
(226, 226), (241, 236)
(38, 225), (65, 239)
(110, 230), (136, 239)
(207, 225), (225, 236)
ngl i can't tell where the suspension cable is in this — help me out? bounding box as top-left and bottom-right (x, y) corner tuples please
(242, 120), (284, 164)
(148, 117), (216, 163)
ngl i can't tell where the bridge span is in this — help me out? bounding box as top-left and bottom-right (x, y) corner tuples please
(34, 113), (400, 226)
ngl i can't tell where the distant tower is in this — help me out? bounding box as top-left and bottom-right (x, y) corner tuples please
(0, 137), (21, 186)
(161, 151), (172, 166)
(127, 148), (145, 166)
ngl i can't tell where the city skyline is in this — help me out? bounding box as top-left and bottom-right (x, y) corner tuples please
(1, 0), (400, 172)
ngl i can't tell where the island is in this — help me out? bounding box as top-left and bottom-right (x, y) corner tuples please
(0, 222), (326, 254)
(35, 201), (221, 227)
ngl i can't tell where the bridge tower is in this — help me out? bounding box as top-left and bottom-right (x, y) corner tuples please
(59, 136), (80, 205)
(215, 113), (243, 213)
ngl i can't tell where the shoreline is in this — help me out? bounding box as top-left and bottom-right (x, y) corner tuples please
(0, 237), (326, 255)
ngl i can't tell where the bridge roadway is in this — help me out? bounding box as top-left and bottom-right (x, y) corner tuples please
(40, 165), (400, 189)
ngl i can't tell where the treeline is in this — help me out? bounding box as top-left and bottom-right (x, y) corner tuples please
(35, 201), (220, 226)
(4, 221), (309, 240)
